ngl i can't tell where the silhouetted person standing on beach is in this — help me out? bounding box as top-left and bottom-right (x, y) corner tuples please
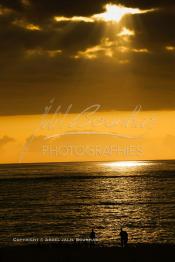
(90, 229), (96, 247)
(90, 229), (96, 240)
(120, 228), (128, 247)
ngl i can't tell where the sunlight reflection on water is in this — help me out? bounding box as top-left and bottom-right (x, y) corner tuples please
(102, 161), (150, 168)
(0, 160), (174, 246)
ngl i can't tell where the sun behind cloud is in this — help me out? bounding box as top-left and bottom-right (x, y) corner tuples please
(92, 4), (154, 23)
(54, 3), (155, 23)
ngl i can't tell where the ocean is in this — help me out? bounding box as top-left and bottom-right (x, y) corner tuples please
(0, 160), (175, 247)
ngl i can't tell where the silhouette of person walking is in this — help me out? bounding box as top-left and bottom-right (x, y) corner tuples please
(90, 229), (96, 240)
(120, 228), (128, 247)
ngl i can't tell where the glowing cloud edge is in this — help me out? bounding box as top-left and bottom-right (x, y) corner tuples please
(54, 4), (156, 23)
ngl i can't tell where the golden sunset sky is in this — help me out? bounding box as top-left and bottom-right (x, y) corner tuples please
(0, 0), (174, 163)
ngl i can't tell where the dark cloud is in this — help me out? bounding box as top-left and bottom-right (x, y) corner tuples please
(128, 11), (175, 50)
(0, 0), (22, 11)
(0, 0), (174, 115)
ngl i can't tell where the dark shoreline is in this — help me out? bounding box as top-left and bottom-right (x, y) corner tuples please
(1, 244), (175, 262)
